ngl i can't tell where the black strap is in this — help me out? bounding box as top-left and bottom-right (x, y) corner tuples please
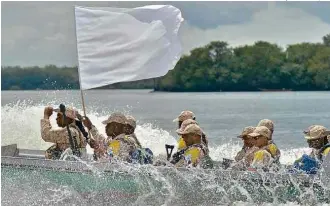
(59, 104), (81, 157)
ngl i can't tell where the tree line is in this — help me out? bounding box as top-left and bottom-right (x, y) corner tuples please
(2, 34), (330, 91)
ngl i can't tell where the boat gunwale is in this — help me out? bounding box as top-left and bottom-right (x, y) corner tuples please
(1, 155), (317, 186)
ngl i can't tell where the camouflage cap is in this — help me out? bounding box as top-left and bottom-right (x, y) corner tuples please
(257, 119), (274, 132)
(126, 115), (136, 128)
(237, 126), (256, 138)
(54, 107), (77, 120)
(176, 119), (198, 134)
(303, 125), (317, 134)
(248, 126), (272, 140)
(177, 124), (203, 136)
(304, 125), (329, 140)
(173, 111), (195, 122)
(102, 112), (127, 125)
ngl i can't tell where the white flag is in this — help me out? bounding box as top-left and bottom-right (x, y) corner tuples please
(75, 5), (184, 90)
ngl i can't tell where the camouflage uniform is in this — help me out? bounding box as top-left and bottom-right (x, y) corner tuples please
(232, 126), (277, 170)
(257, 119), (281, 163)
(235, 126), (255, 162)
(126, 115), (142, 148)
(173, 124), (211, 168)
(90, 113), (139, 162)
(248, 126), (277, 169)
(304, 125), (330, 161)
(41, 108), (86, 160)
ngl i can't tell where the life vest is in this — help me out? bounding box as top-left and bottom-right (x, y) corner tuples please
(251, 150), (272, 167)
(177, 134), (208, 151)
(173, 143), (212, 168)
(107, 134), (137, 157)
(264, 142), (281, 164)
(250, 146), (280, 172)
(177, 137), (186, 151)
(317, 143), (330, 161)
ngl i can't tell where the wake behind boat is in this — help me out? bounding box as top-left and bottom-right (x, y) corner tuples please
(2, 144), (330, 205)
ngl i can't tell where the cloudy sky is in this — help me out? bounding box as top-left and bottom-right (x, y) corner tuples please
(2, 1), (330, 66)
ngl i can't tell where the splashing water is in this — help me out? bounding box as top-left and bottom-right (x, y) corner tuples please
(2, 101), (330, 205)
(1, 101), (312, 163)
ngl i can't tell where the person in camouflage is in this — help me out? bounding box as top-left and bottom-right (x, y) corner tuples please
(257, 119), (281, 163)
(235, 126), (256, 162)
(232, 126), (277, 171)
(83, 112), (139, 162)
(173, 111), (209, 150)
(41, 106), (86, 160)
(125, 115), (142, 148)
(293, 125), (330, 174)
(173, 124), (210, 168)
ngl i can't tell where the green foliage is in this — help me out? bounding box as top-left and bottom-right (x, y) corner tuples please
(2, 33), (330, 91)
(155, 34), (330, 91)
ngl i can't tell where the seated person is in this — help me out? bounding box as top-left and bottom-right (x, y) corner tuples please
(125, 115), (153, 164)
(293, 125), (330, 174)
(257, 119), (281, 163)
(232, 126), (277, 171)
(83, 112), (138, 162)
(41, 106), (86, 160)
(172, 124), (210, 168)
(235, 126), (256, 162)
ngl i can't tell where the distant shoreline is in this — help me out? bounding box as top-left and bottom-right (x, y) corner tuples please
(2, 35), (330, 92)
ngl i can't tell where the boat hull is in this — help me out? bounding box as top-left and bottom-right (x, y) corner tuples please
(2, 155), (330, 205)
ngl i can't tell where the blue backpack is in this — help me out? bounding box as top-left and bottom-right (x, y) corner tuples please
(131, 148), (154, 164)
(293, 154), (320, 174)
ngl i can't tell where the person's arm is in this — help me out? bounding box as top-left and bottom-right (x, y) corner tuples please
(235, 149), (246, 162)
(41, 106), (76, 144)
(82, 116), (106, 142)
(41, 119), (75, 144)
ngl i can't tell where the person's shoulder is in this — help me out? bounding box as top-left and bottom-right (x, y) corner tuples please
(323, 147), (330, 156)
(254, 149), (272, 160)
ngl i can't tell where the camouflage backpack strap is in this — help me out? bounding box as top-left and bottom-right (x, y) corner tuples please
(69, 123), (83, 148)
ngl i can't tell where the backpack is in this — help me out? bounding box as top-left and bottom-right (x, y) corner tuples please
(131, 148), (154, 164)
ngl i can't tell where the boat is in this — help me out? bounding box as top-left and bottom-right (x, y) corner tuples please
(259, 88), (293, 92)
(1, 144), (330, 205)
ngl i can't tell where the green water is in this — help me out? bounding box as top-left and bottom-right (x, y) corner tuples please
(2, 166), (330, 205)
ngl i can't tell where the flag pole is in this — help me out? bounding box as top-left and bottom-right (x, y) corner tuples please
(74, 7), (94, 150)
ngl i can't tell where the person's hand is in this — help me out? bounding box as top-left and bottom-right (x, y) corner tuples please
(82, 116), (93, 130)
(44, 106), (53, 119)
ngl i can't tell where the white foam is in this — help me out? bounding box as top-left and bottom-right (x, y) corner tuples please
(1, 102), (312, 164)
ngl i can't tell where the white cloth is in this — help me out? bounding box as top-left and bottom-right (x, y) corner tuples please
(75, 5), (184, 90)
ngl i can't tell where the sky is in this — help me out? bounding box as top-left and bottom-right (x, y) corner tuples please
(2, 1), (330, 67)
